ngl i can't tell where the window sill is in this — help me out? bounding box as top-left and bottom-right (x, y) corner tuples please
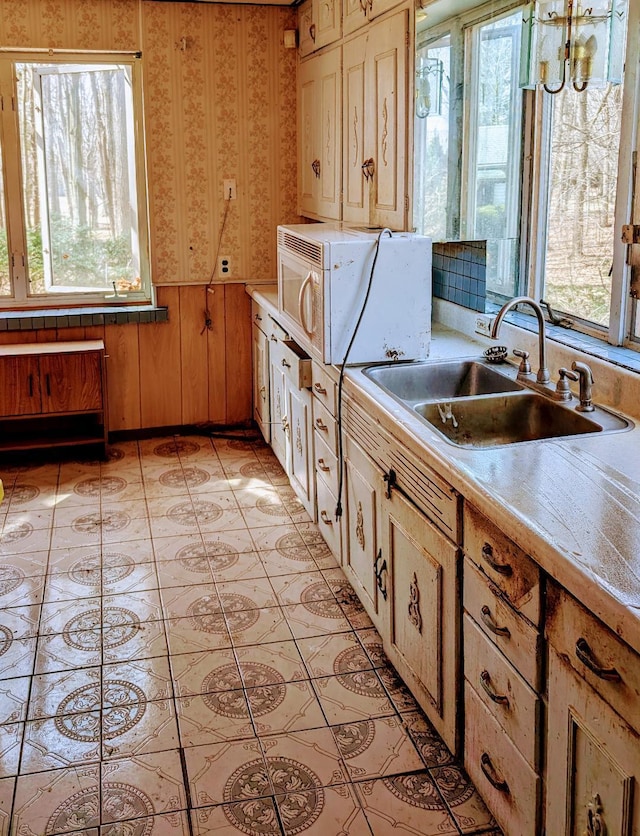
(485, 304), (640, 375)
(0, 305), (168, 332)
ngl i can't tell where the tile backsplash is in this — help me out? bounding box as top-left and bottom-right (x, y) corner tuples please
(432, 242), (486, 312)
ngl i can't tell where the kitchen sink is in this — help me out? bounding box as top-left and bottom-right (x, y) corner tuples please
(362, 359), (523, 404)
(362, 357), (632, 448)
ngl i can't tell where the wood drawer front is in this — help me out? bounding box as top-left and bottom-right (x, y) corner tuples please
(251, 301), (268, 334)
(315, 432), (339, 496)
(546, 583), (640, 732)
(465, 682), (541, 836)
(315, 474), (341, 560)
(313, 398), (337, 453)
(464, 558), (542, 690)
(312, 363), (337, 416)
(464, 503), (541, 627)
(464, 614), (541, 770)
(267, 314), (290, 344)
(273, 339), (312, 389)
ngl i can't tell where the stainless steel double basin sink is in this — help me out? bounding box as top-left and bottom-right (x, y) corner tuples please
(362, 359), (631, 448)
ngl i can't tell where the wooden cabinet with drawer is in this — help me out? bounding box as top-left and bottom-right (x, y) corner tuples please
(462, 503), (544, 836)
(312, 360), (341, 560)
(0, 341), (107, 456)
(546, 580), (640, 836)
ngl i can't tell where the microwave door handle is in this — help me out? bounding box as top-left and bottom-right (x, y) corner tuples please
(298, 272), (314, 337)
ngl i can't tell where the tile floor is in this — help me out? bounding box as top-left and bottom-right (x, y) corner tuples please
(0, 433), (502, 836)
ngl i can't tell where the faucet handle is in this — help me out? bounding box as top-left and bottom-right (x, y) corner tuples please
(554, 367), (579, 401)
(512, 348), (533, 379)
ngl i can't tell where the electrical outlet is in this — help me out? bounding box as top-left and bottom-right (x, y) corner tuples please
(475, 314), (493, 337)
(223, 179), (237, 200)
(218, 256), (231, 277)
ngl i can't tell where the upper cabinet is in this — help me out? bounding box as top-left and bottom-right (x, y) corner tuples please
(343, 0), (406, 36)
(298, 0), (342, 57)
(298, 46), (342, 221)
(342, 10), (408, 230)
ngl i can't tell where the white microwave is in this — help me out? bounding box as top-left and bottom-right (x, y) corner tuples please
(277, 223), (432, 365)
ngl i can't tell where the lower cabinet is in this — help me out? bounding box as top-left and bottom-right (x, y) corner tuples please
(251, 310), (271, 444)
(383, 483), (459, 753)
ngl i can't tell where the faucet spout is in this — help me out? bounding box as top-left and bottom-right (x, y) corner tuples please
(490, 296), (550, 384)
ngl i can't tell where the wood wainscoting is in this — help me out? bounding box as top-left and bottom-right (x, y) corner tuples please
(0, 285), (252, 434)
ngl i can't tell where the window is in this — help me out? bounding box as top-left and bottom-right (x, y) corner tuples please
(414, 0), (640, 350)
(0, 53), (150, 306)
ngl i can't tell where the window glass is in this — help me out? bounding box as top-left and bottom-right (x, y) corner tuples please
(413, 35), (451, 241)
(0, 152), (11, 296)
(465, 11), (523, 300)
(541, 83), (623, 328)
(16, 62), (143, 297)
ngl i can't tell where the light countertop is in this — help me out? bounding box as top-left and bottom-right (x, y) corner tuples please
(248, 285), (640, 655)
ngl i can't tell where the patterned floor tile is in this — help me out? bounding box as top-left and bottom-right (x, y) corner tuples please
(402, 712), (455, 769)
(333, 716), (425, 782)
(165, 615), (231, 655)
(297, 632), (371, 679)
(312, 672), (396, 725)
(191, 798), (283, 835)
(102, 618), (168, 665)
(0, 635), (35, 681)
(101, 751), (187, 821)
(28, 667), (101, 720)
(235, 641), (306, 686)
(431, 764), (498, 834)
(21, 713), (101, 773)
(247, 679), (327, 737)
(170, 649), (241, 698)
(185, 739), (268, 808)
(102, 656), (173, 703)
(102, 697), (179, 760)
(160, 582), (222, 622)
(0, 776), (13, 836)
(35, 630), (102, 675)
(261, 727), (347, 788)
(282, 602), (352, 639)
(269, 571), (334, 608)
(216, 578), (278, 611)
(0, 722), (22, 778)
(355, 773), (459, 835)
(226, 606), (292, 648)
(275, 783), (372, 836)
(13, 765), (100, 835)
(100, 809), (191, 835)
(176, 692), (255, 746)
(0, 675), (30, 723)
(259, 548), (318, 578)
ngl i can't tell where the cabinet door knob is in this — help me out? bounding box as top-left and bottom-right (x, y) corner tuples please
(320, 510), (333, 526)
(315, 418), (327, 432)
(575, 638), (621, 682)
(317, 458), (330, 472)
(311, 159), (321, 178)
(480, 753), (510, 794)
(374, 549), (388, 600)
(255, 313), (262, 321)
(481, 542), (512, 576)
(313, 383), (327, 395)
(480, 605), (511, 638)
(309, 23), (316, 41)
(281, 359), (291, 368)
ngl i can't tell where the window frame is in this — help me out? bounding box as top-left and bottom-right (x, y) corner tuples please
(0, 50), (151, 309)
(415, 0), (640, 351)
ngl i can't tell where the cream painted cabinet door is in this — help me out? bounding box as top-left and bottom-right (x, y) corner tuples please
(343, 0), (368, 36)
(298, 47), (342, 221)
(546, 650), (640, 836)
(315, 0), (341, 49)
(343, 434), (385, 631)
(383, 485), (459, 754)
(269, 341), (288, 470)
(285, 381), (315, 519)
(342, 10), (408, 230)
(298, 0), (316, 57)
(252, 324), (270, 444)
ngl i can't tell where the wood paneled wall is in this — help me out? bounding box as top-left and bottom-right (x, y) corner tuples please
(0, 0), (299, 431)
(0, 286), (252, 430)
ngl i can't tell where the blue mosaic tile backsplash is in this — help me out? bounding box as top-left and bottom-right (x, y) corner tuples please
(432, 241), (486, 312)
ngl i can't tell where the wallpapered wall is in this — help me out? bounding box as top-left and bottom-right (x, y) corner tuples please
(0, 0), (300, 430)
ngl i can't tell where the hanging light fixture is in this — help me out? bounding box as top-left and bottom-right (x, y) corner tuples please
(521, 0), (627, 94)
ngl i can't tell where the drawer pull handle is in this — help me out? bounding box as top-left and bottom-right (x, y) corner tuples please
(320, 511), (333, 526)
(480, 752), (510, 793)
(481, 542), (512, 576)
(270, 334), (278, 342)
(314, 383), (327, 395)
(281, 359), (291, 368)
(575, 638), (621, 682)
(480, 605), (511, 638)
(254, 313), (262, 321)
(317, 458), (330, 472)
(480, 671), (510, 706)
(315, 419), (328, 432)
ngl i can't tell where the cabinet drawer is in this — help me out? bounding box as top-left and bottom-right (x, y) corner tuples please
(464, 614), (541, 770)
(315, 432), (339, 496)
(465, 682), (541, 836)
(464, 558), (542, 690)
(251, 300), (268, 334)
(273, 339), (312, 389)
(464, 503), (542, 627)
(546, 582), (640, 733)
(315, 475), (341, 560)
(312, 363), (337, 416)
(313, 399), (337, 453)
